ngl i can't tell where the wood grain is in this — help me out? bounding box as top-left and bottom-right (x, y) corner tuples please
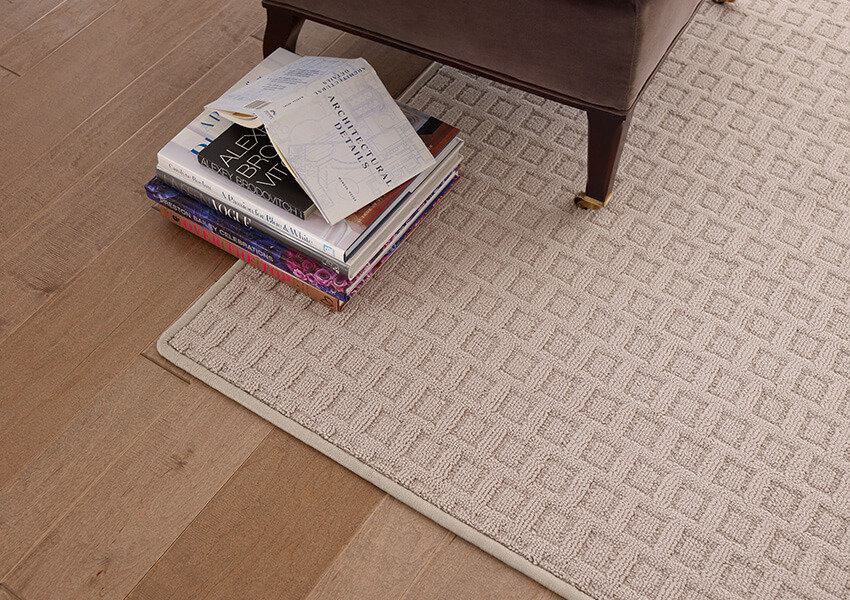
(0, 0), (265, 242)
(4, 385), (271, 600)
(1, 0), (65, 41)
(0, 0), (122, 74)
(125, 429), (384, 600)
(0, 210), (231, 489)
(0, 0), (225, 178)
(0, 66), (19, 92)
(0, 37), (262, 344)
(401, 536), (552, 600)
(0, 583), (25, 600)
(304, 497), (451, 600)
(0, 356), (188, 578)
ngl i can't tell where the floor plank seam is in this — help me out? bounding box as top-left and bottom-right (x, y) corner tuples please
(300, 493), (391, 599)
(0, 228), (231, 481)
(2, 0), (68, 48)
(29, 0), (110, 68)
(318, 32), (346, 55)
(0, 582), (27, 600)
(0, 367), (206, 581)
(120, 427), (275, 600)
(396, 531), (455, 600)
(0, 64), (20, 77)
(139, 351), (193, 385)
(4, 0), (81, 75)
(0, 300), (144, 491)
(0, 33), (261, 347)
(0, 2), (262, 243)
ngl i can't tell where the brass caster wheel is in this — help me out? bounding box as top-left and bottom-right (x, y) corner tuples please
(574, 192), (610, 210)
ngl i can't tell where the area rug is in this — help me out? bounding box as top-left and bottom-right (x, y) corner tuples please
(158, 0), (850, 598)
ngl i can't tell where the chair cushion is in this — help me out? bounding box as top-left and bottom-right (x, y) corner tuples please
(271, 0), (702, 112)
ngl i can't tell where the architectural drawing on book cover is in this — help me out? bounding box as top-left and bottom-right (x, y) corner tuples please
(205, 56), (435, 224)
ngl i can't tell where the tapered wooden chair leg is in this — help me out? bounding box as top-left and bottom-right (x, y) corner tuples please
(263, 4), (305, 57)
(575, 108), (633, 210)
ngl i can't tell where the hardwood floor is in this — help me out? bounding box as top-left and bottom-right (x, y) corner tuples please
(0, 2), (555, 598)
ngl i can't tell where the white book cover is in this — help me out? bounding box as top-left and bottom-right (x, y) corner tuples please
(158, 128), (363, 261)
(205, 56), (436, 225)
(157, 49), (365, 260)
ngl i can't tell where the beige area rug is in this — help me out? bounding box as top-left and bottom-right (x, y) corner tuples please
(159, 1), (850, 598)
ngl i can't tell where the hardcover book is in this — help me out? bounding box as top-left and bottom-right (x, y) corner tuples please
(145, 174), (458, 310)
(197, 123), (314, 219)
(157, 48), (461, 275)
(205, 56), (436, 224)
(155, 167), (348, 276)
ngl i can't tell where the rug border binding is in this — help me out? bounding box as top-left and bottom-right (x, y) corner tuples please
(158, 263), (594, 600)
(157, 64), (593, 600)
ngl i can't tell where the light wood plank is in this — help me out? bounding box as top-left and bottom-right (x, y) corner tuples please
(0, 0), (227, 178)
(534, 587), (564, 599)
(0, 583), (25, 600)
(0, 0), (122, 74)
(401, 536), (551, 600)
(304, 497), (451, 600)
(1, 0), (65, 41)
(4, 385), (271, 600)
(0, 66), (19, 91)
(0, 209), (231, 489)
(298, 21), (346, 55)
(125, 430), (385, 600)
(0, 36), (262, 344)
(0, 0), (265, 242)
(0, 356), (188, 578)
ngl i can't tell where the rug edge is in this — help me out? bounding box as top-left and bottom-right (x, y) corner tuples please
(156, 261), (595, 600)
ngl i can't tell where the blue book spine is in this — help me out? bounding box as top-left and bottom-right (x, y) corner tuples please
(145, 177), (350, 302)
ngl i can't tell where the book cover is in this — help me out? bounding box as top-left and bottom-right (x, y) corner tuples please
(197, 123), (315, 219)
(145, 173), (458, 308)
(159, 108), (460, 265)
(159, 203), (343, 310)
(205, 56), (436, 224)
(154, 167), (349, 276)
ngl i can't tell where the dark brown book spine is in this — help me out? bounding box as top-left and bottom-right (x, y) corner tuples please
(158, 205), (343, 311)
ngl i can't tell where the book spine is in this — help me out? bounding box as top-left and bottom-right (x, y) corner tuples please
(346, 174), (458, 296)
(155, 168), (350, 278)
(158, 204), (343, 311)
(156, 157), (345, 260)
(197, 153), (306, 219)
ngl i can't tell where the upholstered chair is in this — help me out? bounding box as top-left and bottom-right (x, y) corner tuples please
(262, 0), (735, 209)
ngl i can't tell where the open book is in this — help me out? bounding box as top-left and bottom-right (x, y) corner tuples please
(205, 56), (436, 225)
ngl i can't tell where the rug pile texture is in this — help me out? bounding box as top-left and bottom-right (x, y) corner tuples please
(160, 1), (850, 598)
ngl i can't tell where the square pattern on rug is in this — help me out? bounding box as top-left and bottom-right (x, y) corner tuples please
(160, 0), (850, 598)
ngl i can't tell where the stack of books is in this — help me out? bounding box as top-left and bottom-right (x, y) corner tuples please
(146, 49), (462, 310)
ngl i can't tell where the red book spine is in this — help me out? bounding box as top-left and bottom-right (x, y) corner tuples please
(158, 205), (344, 311)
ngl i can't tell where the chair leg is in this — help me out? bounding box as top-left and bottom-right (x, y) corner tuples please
(574, 108), (633, 210)
(263, 5), (305, 57)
